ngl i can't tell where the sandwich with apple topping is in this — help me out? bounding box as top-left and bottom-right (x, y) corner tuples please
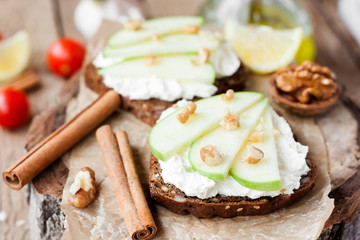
(85, 16), (246, 125)
(149, 90), (317, 217)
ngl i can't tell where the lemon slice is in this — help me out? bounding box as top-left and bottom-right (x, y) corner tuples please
(0, 30), (31, 83)
(224, 22), (303, 74)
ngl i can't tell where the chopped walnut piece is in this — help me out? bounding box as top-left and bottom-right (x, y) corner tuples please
(177, 111), (189, 124)
(182, 25), (199, 34)
(187, 102), (197, 114)
(298, 87), (321, 103)
(200, 145), (223, 166)
(221, 89), (235, 101)
(245, 145), (264, 164)
(177, 103), (196, 124)
(199, 48), (210, 64)
(220, 110), (239, 131)
(123, 20), (142, 31)
(152, 33), (162, 42)
(177, 112), (189, 124)
(145, 56), (157, 66)
(250, 130), (264, 142)
(68, 167), (96, 208)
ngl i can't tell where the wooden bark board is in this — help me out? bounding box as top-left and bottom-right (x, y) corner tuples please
(27, 75), (79, 240)
(0, 0), (65, 239)
(300, 1), (360, 238)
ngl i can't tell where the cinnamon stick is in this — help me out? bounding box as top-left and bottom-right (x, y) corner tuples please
(1, 71), (40, 91)
(96, 125), (157, 240)
(2, 90), (121, 190)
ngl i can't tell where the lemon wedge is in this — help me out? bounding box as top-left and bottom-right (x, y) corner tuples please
(0, 30), (31, 83)
(224, 22), (303, 74)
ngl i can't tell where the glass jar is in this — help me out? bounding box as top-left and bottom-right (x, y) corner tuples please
(199, 0), (316, 63)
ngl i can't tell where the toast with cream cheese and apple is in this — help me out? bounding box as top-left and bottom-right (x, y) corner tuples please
(84, 16), (246, 126)
(148, 91), (317, 218)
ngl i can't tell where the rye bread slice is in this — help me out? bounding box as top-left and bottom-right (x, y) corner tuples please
(149, 154), (317, 218)
(84, 63), (247, 126)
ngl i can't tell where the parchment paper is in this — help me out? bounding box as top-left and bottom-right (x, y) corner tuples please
(60, 20), (334, 240)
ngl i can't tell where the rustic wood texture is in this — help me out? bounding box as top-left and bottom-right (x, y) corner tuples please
(300, 1), (360, 238)
(27, 74), (80, 198)
(1, 0), (360, 239)
(0, 0), (65, 239)
(315, 0), (360, 71)
(57, 0), (84, 42)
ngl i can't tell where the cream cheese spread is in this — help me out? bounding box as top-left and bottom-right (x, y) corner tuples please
(102, 75), (217, 101)
(211, 42), (240, 78)
(93, 42), (240, 101)
(157, 100), (310, 199)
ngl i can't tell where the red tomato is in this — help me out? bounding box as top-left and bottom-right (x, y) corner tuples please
(0, 88), (30, 129)
(0, 33), (3, 41)
(47, 37), (86, 78)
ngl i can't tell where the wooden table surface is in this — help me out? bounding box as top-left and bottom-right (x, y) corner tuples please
(0, 0), (80, 239)
(1, 0), (360, 239)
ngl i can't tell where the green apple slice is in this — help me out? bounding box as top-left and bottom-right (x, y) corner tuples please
(188, 99), (268, 181)
(230, 106), (281, 191)
(108, 16), (204, 48)
(98, 55), (216, 84)
(103, 34), (220, 59)
(149, 92), (264, 161)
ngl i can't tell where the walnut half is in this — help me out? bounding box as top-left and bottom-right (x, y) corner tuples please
(68, 167), (96, 208)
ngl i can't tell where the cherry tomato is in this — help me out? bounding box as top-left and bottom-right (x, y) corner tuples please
(47, 37), (86, 78)
(0, 33), (3, 41)
(0, 88), (30, 129)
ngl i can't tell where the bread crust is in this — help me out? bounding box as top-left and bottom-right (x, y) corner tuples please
(149, 154), (317, 218)
(84, 63), (247, 125)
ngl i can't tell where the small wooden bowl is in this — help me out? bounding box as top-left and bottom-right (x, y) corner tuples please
(269, 76), (341, 117)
